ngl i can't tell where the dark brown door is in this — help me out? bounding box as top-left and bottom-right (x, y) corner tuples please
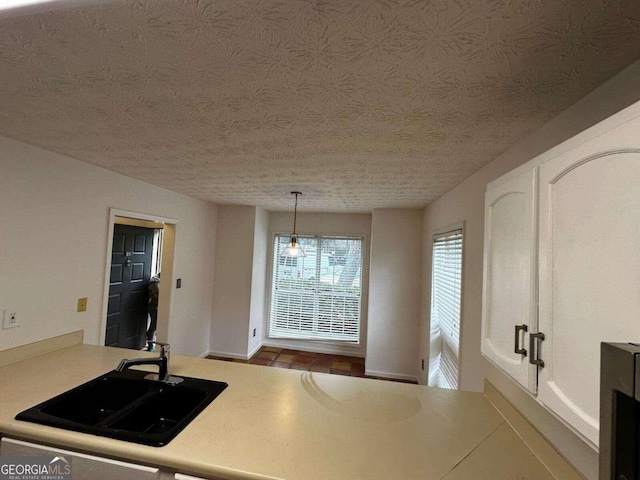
(105, 225), (154, 349)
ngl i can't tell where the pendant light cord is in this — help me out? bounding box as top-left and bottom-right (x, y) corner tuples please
(293, 192), (299, 235)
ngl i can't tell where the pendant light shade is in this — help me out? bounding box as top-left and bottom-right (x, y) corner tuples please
(280, 192), (306, 258)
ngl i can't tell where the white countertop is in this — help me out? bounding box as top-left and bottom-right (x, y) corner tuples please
(0, 343), (559, 479)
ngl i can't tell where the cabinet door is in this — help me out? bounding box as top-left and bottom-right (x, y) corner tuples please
(0, 438), (160, 480)
(538, 118), (640, 447)
(482, 168), (538, 393)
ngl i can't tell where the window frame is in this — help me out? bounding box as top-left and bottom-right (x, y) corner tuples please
(265, 232), (368, 347)
(427, 222), (465, 390)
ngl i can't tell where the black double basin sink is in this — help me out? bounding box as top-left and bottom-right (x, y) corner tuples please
(16, 369), (228, 446)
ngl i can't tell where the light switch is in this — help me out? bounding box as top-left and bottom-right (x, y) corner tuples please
(77, 297), (88, 312)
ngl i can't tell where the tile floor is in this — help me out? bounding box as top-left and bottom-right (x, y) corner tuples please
(207, 346), (417, 383)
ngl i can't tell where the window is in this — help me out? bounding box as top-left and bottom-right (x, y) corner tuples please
(278, 256), (297, 267)
(268, 235), (363, 342)
(428, 229), (463, 390)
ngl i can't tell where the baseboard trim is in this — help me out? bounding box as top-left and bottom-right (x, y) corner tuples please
(247, 343), (262, 359)
(365, 369), (417, 383)
(209, 343), (261, 360)
(206, 350), (250, 360)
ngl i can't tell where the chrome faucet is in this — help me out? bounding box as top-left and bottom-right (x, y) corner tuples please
(116, 342), (181, 383)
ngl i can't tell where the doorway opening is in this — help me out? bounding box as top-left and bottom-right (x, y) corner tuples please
(100, 209), (178, 351)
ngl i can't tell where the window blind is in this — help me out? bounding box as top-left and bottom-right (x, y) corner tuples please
(428, 229), (462, 390)
(269, 236), (363, 342)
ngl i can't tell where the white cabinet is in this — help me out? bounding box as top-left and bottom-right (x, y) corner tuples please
(482, 169), (538, 393)
(483, 102), (640, 448)
(0, 437), (160, 480)
(537, 121), (640, 447)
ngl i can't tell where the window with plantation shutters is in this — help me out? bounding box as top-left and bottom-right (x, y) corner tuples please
(428, 229), (463, 390)
(268, 235), (363, 342)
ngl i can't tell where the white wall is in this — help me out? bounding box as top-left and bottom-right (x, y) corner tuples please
(266, 212), (372, 356)
(222, 208), (424, 381)
(210, 205), (257, 358)
(367, 209), (423, 381)
(419, 61), (640, 479)
(0, 136), (218, 357)
(248, 206), (268, 357)
(269, 212), (372, 240)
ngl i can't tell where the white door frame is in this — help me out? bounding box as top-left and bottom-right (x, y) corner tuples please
(99, 208), (179, 347)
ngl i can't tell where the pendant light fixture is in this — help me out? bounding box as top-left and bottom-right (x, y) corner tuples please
(280, 191), (306, 258)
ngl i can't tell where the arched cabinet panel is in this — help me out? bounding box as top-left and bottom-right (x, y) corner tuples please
(538, 149), (640, 446)
(482, 169), (538, 393)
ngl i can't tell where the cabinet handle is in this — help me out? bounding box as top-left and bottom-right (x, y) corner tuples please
(514, 324), (528, 356)
(529, 332), (545, 367)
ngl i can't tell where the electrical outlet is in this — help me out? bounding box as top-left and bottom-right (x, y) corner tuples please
(77, 297), (88, 312)
(421, 358), (424, 371)
(3, 310), (19, 329)
(253, 328), (256, 338)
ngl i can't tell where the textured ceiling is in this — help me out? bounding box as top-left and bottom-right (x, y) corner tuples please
(1, 0), (639, 212)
